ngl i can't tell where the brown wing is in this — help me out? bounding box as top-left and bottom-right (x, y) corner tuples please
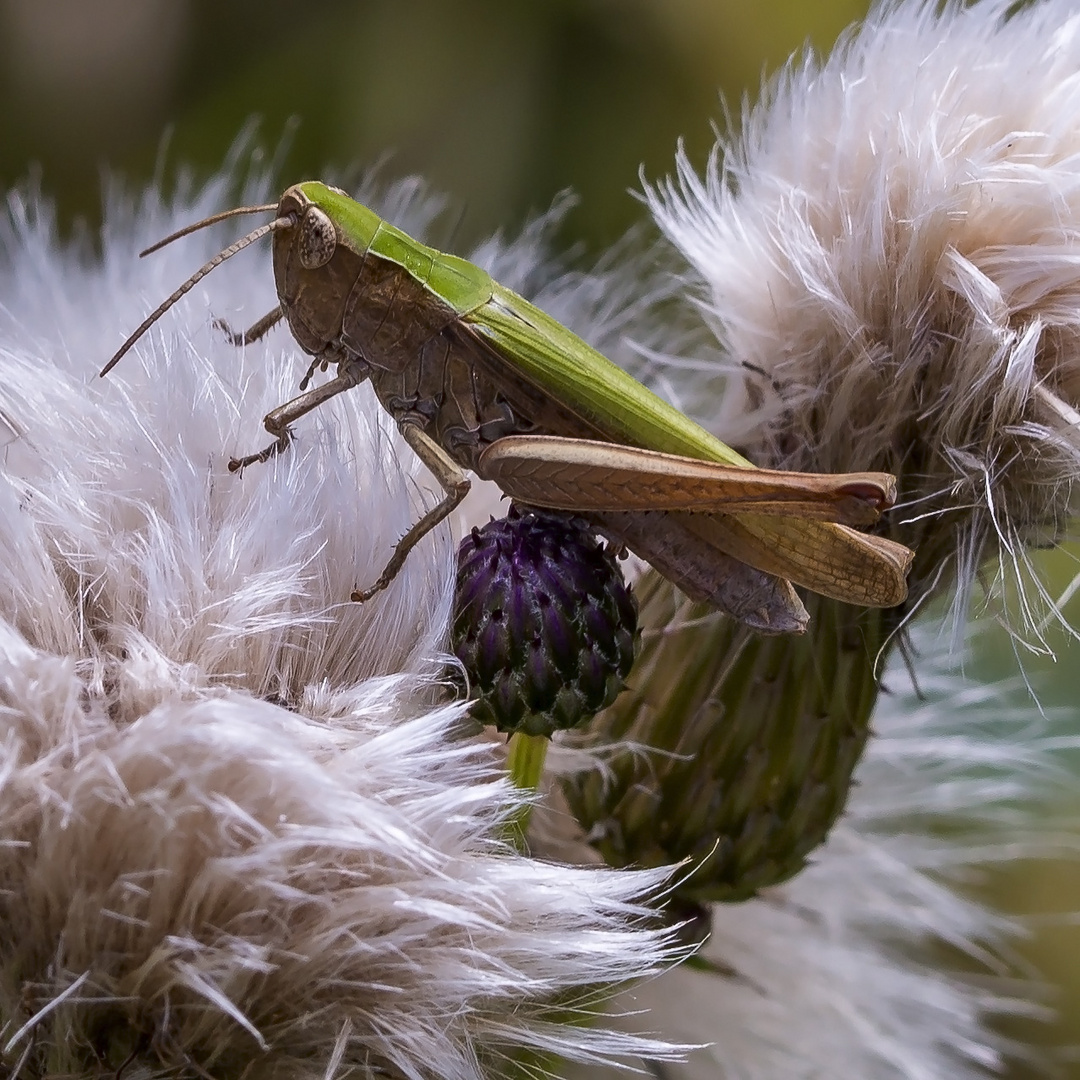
(477, 435), (895, 526)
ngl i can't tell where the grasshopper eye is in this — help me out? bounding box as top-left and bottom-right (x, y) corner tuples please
(298, 207), (336, 269)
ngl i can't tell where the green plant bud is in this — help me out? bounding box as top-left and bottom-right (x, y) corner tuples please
(562, 573), (904, 902)
(453, 506), (638, 737)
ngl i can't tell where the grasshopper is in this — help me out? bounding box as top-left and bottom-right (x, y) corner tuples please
(101, 182), (912, 633)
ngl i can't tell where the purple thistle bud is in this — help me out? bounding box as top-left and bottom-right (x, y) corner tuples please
(453, 506), (639, 737)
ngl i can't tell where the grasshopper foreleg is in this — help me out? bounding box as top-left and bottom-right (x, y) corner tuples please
(214, 305), (284, 346)
(214, 306), (324, 391)
(351, 422), (471, 602)
(228, 363), (362, 473)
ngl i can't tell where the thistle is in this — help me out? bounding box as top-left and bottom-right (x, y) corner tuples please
(453, 505), (639, 737)
(565, 0), (1080, 902)
(0, 175), (685, 1080)
(0, 5), (1073, 1068)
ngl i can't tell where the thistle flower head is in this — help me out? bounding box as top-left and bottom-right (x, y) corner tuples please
(453, 505), (639, 736)
(542, 3), (1080, 1072)
(647, 0), (1080, 643)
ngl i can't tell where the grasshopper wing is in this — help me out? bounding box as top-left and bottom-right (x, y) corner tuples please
(478, 436), (912, 609)
(591, 509), (812, 634)
(680, 513), (912, 608)
(478, 435), (896, 526)
(462, 300), (912, 611)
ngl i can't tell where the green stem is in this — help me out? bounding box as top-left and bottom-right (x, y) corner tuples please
(505, 732), (549, 852)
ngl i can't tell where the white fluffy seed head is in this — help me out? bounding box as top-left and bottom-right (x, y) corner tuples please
(0, 170), (690, 1080)
(647, 0), (1080, 643)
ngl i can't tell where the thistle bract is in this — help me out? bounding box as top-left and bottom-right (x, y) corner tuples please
(453, 506), (638, 736)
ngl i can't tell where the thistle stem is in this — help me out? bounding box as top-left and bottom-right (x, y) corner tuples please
(506, 732), (549, 851)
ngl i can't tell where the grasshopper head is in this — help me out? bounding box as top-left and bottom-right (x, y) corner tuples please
(99, 192), (295, 378)
(271, 183), (376, 358)
(98, 181), (382, 378)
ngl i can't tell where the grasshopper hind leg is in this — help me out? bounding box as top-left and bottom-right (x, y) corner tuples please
(351, 421), (471, 602)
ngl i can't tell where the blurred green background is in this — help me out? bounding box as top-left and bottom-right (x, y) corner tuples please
(2, 0), (1079, 1073)
(0, 0), (867, 249)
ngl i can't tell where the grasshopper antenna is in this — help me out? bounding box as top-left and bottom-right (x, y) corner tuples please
(139, 202), (277, 257)
(100, 212), (295, 378)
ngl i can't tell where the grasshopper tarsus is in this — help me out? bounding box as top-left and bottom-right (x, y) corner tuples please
(351, 540), (410, 602)
(214, 306), (284, 347)
(213, 318), (245, 347)
(349, 519), (438, 602)
(230, 365), (362, 472)
(350, 580), (388, 603)
(229, 430), (292, 473)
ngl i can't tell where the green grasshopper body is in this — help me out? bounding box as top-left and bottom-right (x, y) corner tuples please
(103, 182), (912, 633)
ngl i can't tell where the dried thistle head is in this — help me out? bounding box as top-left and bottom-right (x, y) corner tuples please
(562, 0), (1080, 909)
(0, 172), (688, 1080)
(647, 0), (1080, 642)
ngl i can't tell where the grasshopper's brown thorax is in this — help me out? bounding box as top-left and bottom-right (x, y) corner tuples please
(268, 186), (582, 472)
(272, 186), (463, 380)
